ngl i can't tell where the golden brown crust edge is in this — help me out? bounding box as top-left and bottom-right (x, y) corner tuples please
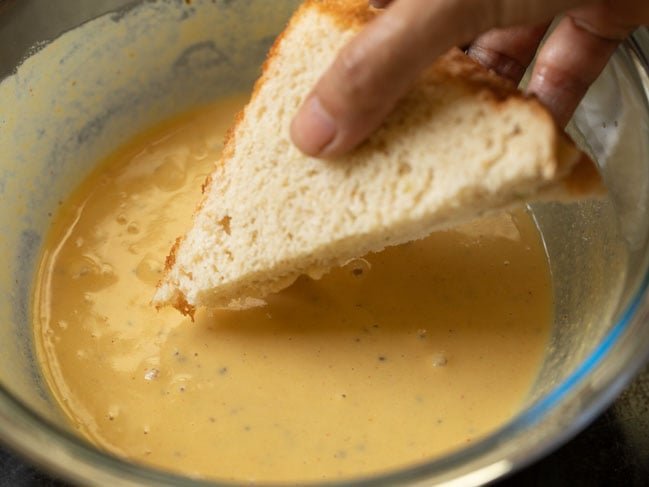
(308, 0), (379, 30)
(154, 236), (196, 320)
(430, 49), (604, 195)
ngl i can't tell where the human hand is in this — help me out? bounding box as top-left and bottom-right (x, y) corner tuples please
(290, 0), (649, 157)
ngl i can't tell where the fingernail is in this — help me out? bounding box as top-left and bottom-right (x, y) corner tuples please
(291, 95), (337, 156)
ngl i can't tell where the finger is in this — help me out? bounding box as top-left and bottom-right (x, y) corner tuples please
(527, 10), (634, 126)
(291, 0), (589, 157)
(467, 23), (549, 85)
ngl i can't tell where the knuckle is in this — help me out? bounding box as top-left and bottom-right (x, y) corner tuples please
(534, 64), (590, 97)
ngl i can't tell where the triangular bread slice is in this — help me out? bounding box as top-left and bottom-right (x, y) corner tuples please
(153, 0), (602, 316)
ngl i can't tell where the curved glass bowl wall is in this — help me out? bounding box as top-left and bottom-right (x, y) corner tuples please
(0, 1), (648, 485)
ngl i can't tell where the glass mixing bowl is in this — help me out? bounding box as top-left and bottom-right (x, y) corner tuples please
(0, 1), (648, 485)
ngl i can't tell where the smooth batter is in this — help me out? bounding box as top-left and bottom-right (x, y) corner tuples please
(33, 96), (553, 483)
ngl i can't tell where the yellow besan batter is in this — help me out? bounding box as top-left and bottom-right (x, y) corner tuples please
(33, 96), (553, 483)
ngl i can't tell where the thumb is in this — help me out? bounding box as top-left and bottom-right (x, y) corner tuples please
(290, 0), (590, 158)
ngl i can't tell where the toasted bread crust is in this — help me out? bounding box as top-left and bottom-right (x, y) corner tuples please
(308, 0), (379, 30)
(162, 237), (181, 282)
(156, 236), (196, 320)
(420, 49), (603, 191)
(174, 297), (196, 320)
